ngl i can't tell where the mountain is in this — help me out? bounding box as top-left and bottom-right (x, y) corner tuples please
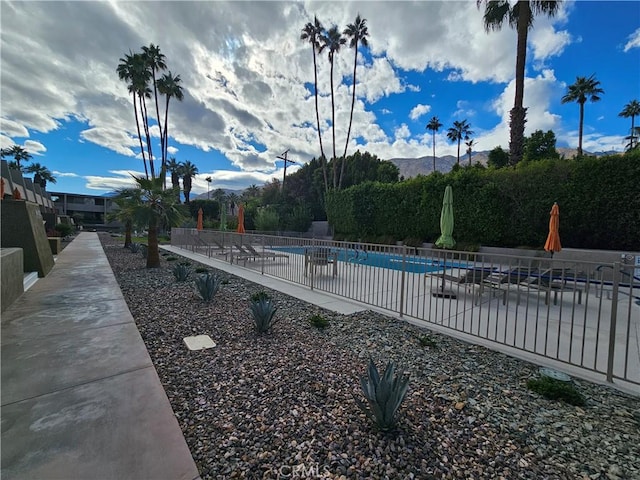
(193, 188), (244, 201)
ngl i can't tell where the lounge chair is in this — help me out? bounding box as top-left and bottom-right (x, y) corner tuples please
(242, 243), (289, 262)
(522, 268), (584, 305)
(304, 247), (338, 277)
(477, 267), (538, 305)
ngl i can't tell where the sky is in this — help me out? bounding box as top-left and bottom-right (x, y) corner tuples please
(1, 1), (639, 196)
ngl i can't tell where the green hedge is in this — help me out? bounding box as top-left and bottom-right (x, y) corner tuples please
(326, 151), (640, 250)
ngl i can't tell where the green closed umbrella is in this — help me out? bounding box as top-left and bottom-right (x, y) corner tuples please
(433, 185), (456, 298)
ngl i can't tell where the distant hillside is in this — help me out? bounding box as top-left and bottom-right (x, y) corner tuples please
(193, 188), (244, 201)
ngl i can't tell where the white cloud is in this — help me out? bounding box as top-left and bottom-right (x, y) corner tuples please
(24, 140), (47, 155)
(53, 171), (80, 178)
(409, 104), (431, 121)
(1, 118), (29, 137)
(623, 27), (640, 52)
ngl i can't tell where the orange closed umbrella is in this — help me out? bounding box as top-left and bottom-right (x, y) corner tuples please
(197, 207), (204, 231)
(237, 204), (245, 234)
(544, 202), (561, 257)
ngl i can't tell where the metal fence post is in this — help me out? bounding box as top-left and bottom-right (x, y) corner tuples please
(399, 245), (406, 318)
(606, 262), (621, 383)
(260, 235), (265, 275)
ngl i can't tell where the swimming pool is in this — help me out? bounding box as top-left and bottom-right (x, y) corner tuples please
(270, 246), (464, 274)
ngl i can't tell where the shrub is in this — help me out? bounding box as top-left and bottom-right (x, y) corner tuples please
(195, 267), (209, 274)
(355, 358), (410, 432)
(172, 263), (191, 282)
(129, 243), (141, 253)
(54, 223), (74, 237)
(417, 335), (437, 349)
(195, 273), (222, 302)
(309, 314), (329, 329)
(526, 376), (585, 406)
(250, 291), (271, 303)
(249, 298), (278, 333)
(165, 256), (178, 261)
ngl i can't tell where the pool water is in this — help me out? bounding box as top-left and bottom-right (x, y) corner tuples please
(270, 246), (464, 274)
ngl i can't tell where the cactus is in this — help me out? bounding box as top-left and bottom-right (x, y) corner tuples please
(172, 263), (191, 282)
(355, 358), (410, 431)
(249, 298), (278, 333)
(195, 273), (221, 302)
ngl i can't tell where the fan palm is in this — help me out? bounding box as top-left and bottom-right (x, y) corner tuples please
(426, 116), (443, 172)
(24, 163), (56, 189)
(128, 176), (185, 268)
(619, 99), (640, 150)
(156, 71), (184, 179)
(166, 157), (183, 201)
(319, 25), (346, 189)
(478, 0), (562, 165)
(301, 16), (329, 192)
(181, 160), (198, 204)
(447, 120), (473, 164)
(141, 44), (167, 169)
(340, 14), (369, 189)
(561, 74), (604, 156)
(109, 189), (139, 248)
(1, 145), (32, 171)
(465, 137), (476, 165)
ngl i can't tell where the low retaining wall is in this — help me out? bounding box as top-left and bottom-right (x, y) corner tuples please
(1, 248), (24, 313)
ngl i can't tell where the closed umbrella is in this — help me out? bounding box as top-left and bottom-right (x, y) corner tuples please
(433, 185), (456, 298)
(544, 202), (561, 257)
(236, 204), (245, 234)
(196, 207), (204, 231)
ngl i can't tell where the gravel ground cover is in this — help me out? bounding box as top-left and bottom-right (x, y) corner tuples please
(99, 234), (639, 480)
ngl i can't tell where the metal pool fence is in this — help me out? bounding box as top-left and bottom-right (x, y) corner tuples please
(171, 228), (639, 391)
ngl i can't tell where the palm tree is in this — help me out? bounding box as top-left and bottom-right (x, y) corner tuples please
(141, 44), (167, 168)
(340, 14), (369, 189)
(561, 74), (604, 156)
(243, 184), (260, 201)
(166, 157), (182, 201)
(227, 192), (239, 215)
(1, 145), (32, 171)
(478, 0), (562, 165)
(465, 137), (476, 165)
(109, 189), (139, 248)
(181, 160), (198, 204)
(129, 176), (185, 268)
(24, 163), (56, 189)
(426, 116), (443, 172)
(319, 25), (346, 189)
(117, 51), (151, 178)
(447, 120), (473, 164)
(619, 99), (640, 150)
(156, 71), (184, 179)
(301, 16), (329, 192)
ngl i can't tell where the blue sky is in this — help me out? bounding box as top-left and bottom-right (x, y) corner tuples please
(1, 1), (639, 196)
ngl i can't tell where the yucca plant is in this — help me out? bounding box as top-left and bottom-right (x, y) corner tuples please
(355, 358), (410, 432)
(140, 244), (148, 258)
(250, 298), (278, 333)
(195, 273), (222, 302)
(250, 291), (271, 303)
(172, 263), (191, 282)
(129, 242), (141, 253)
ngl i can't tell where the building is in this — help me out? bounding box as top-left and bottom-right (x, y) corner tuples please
(48, 191), (119, 229)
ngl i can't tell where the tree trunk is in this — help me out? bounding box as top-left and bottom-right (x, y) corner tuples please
(510, 0), (531, 165)
(509, 106), (527, 165)
(163, 97), (171, 188)
(578, 102), (585, 156)
(146, 219), (161, 268)
(140, 95), (155, 178)
(312, 48), (328, 193)
(124, 220), (132, 248)
(457, 139), (461, 165)
(133, 93), (148, 178)
(330, 56), (337, 189)
(432, 132), (436, 172)
(340, 43), (359, 190)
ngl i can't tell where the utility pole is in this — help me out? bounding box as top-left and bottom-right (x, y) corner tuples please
(276, 149), (296, 195)
(206, 176), (212, 199)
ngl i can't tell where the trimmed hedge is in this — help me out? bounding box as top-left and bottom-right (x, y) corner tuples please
(326, 151), (639, 250)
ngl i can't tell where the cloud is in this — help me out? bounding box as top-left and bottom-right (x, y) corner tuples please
(24, 140), (47, 155)
(409, 104), (431, 121)
(53, 171), (80, 178)
(1, 118), (29, 137)
(623, 27), (640, 52)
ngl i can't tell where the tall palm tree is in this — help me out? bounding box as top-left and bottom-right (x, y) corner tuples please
(340, 14), (369, 189)
(319, 25), (346, 189)
(619, 99), (640, 150)
(301, 16), (329, 192)
(243, 184), (260, 200)
(465, 137), (476, 165)
(447, 120), (473, 164)
(141, 44), (167, 169)
(561, 74), (604, 156)
(426, 116), (443, 172)
(156, 71), (184, 179)
(24, 163), (56, 189)
(109, 189), (139, 248)
(227, 192), (239, 215)
(166, 157), (183, 201)
(117, 51), (151, 177)
(1, 145), (32, 171)
(478, 0), (562, 165)
(181, 160), (198, 204)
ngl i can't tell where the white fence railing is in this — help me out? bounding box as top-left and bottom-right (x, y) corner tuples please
(171, 228), (640, 390)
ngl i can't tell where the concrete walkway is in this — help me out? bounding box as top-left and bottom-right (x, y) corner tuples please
(1, 233), (200, 480)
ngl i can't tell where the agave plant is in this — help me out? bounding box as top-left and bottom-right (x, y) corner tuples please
(249, 298), (278, 333)
(129, 242), (141, 253)
(172, 263), (191, 282)
(355, 358), (410, 431)
(195, 272), (222, 302)
(139, 244), (148, 258)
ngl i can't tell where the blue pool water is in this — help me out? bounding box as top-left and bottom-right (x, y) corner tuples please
(270, 246), (464, 274)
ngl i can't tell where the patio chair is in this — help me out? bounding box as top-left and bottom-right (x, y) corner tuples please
(477, 267), (538, 305)
(304, 247), (338, 277)
(242, 243), (289, 263)
(522, 268), (584, 305)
